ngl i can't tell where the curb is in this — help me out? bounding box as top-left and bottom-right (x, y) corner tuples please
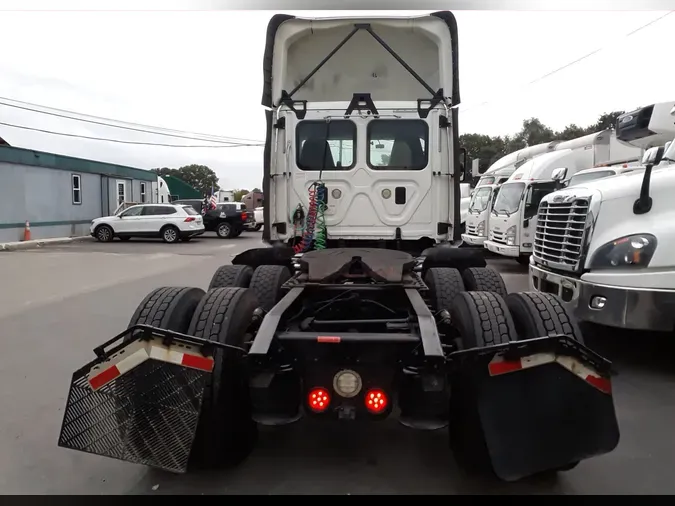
(0, 236), (93, 252)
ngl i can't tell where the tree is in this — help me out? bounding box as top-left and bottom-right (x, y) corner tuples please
(460, 110), (626, 174)
(251, 188), (262, 193)
(151, 165), (220, 195)
(176, 164), (220, 195)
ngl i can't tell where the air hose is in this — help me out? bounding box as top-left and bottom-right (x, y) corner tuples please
(293, 182), (328, 253)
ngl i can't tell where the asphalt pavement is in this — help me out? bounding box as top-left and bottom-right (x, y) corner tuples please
(0, 232), (674, 495)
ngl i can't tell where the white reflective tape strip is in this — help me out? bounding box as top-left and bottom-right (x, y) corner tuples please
(114, 348), (151, 375)
(519, 352), (556, 370)
(556, 356), (597, 381)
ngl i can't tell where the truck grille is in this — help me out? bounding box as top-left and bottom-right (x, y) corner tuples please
(534, 198), (589, 271)
(490, 229), (506, 244)
(466, 224), (477, 235)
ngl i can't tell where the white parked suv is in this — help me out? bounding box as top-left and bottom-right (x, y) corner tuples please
(90, 204), (205, 243)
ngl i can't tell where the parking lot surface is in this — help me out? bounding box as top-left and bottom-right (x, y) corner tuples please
(0, 233), (674, 495)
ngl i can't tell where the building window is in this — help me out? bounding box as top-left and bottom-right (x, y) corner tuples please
(72, 174), (82, 205)
(140, 182), (146, 203)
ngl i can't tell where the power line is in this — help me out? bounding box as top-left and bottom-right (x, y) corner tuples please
(459, 11), (674, 115)
(0, 121), (265, 148)
(0, 95), (264, 144)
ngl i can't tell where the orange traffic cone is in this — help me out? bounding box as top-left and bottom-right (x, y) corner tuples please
(23, 220), (31, 241)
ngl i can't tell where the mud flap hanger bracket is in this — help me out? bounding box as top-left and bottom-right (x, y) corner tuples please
(91, 324), (247, 363)
(279, 23), (446, 120)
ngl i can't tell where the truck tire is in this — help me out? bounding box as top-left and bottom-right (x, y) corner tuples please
(506, 291), (585, 345)
(424, 267), (465, 312)
(461, 267), (508, 300)
(126, 286), (205, 342)
(448, 291), (518, 477)
(209, 265), (254, 290)
(249, 265), (291, 312)
(449, 291), (517, 349)
(188, 287), (258, 470)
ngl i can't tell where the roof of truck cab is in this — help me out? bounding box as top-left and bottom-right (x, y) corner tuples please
(262, 12), (459, 107)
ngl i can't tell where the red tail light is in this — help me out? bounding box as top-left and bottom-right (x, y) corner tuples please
(364, 389), (388, 414)
(184, 217), (196, 222)
(307, 387), (331, 413)
(241, 212), (247, 221)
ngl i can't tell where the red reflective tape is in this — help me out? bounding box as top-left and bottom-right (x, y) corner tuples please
(89, 365), (121, 390)
(585, 374), (612, 394)
(488, 359), (523, 376)
(317, 336), (341, 343)
(181, 354), (214, 372)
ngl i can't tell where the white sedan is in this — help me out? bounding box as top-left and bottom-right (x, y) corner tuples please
(90, 204), (205, 243)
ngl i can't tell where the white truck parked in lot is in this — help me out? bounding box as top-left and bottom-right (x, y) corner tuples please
(484, 129), (645, 264)
(463, 142), (559, 247)
(529, 101), (675, 332)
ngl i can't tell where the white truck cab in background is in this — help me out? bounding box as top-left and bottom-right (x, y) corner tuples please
(484, 129), (645, 264)
(529, 101), (675, 332)
(462, 141), (559, 247)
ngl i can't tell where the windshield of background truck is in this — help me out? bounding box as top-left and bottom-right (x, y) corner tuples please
(493, 182), (526, 215)
(469, 186), (492, 212)
(477, 176), (495, 186)
(568, 170), (615, 187)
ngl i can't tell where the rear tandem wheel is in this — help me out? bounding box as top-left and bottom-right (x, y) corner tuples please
(187, 287), (259, 470)
(447, 291), (517, 476)
(208, 264), (254, 290)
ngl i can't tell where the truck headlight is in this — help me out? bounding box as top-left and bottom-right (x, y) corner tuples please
(506, 225), (516, 246)
(476, 220), (486, 237)
(589, 233), (657, 269)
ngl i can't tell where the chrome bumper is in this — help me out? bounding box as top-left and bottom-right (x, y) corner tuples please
(529, 262), (675, 332)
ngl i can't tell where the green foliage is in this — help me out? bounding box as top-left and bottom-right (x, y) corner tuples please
(151, 164), (220, 195)
(460, 110), (625, 172)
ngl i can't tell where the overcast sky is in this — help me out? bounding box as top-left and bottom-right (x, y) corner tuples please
(0, 9), (673, 190)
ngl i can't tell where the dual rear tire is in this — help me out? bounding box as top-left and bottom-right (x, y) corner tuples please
(127, 263), (292, 471)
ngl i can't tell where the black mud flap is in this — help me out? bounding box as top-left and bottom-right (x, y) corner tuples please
(58, 327), (214, 473)
(231, 246), (296, 270)
(422, 245), (487, 272)
(448, 335), (620, 482)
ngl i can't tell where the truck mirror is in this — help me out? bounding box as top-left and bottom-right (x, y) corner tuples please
(471, 158), (481, 178)
(552, 167), (568, 181)
(642, 146), (665, 166)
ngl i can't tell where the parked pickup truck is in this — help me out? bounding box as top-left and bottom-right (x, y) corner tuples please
(253, 207), (264, 231)
(173, 199), (251, 238)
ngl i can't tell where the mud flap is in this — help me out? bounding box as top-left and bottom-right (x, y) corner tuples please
(58, 331), (214, 473)
(449, 335), (620, 482)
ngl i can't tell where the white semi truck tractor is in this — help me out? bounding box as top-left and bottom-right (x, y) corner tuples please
(529, 101), (675, 332)
(484, 129), (645, 264)
(462, 141), (559, 247)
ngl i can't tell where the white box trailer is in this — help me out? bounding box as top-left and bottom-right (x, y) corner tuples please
(483, 129), (645, 263)
(529, 101), (675, 332)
